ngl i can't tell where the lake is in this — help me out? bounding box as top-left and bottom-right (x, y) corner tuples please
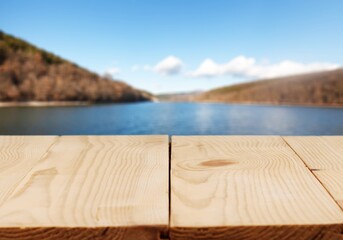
(0, 102), (342, 135)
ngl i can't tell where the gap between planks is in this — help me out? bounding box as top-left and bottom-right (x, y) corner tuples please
(282, 136), (343, 212)
(170, 136), (343, 240)
(283, 136), (343, 211)
(0, 136), (343, 240)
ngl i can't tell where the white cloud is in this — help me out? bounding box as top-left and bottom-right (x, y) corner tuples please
(153, 56), (183, 75)
(188, 55), (340, 79)
(105, 67), (121, 76)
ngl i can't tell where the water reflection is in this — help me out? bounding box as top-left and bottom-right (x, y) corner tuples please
(0, 103), (342, 135)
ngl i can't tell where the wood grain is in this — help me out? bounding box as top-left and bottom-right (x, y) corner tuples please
(0, 136), (169, 240)
(171, 225), (343, 240)
(283, 136), (343, 170)
(284, 136), (343, 210)
(171, 136), (343, 240)
(0, 136), (58, 207)
(314, 170), (343, 210)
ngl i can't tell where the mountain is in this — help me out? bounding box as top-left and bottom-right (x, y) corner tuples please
(0, 31), (152, 103)
(196, 69), (343, 106)
(157, 91), (203, 102)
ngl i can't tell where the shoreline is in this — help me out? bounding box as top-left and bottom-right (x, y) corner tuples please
(157, 100), (343, 109)
(194, 100), (343, 109)
(0, 101), (92, 107)
(0, 100), (342, 109)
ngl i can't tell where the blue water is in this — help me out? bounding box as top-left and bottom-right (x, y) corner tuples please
(0, 102), (342, 135)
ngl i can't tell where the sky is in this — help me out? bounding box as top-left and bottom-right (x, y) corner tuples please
(1, 0), (343, 94)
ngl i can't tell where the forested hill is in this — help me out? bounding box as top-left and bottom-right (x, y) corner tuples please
(0, 31), (152, 103)
(196, 69), (343, 106)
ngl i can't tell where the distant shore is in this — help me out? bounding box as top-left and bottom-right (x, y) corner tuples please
(0, 100), (342, 108)
(0, 101), (91, 107)
(194, 100), (343, 108)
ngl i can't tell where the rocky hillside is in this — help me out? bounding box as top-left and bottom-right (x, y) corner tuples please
(196, 69), (343, 106)
(0, 31), (152, 103)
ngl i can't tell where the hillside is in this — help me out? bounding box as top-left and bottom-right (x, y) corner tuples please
(157, 91), (202, 102)
(196, 69), (343, 106)
(0, 31), (152, 103)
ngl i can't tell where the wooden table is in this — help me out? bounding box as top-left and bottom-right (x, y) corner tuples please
(0, 136), (342, 240)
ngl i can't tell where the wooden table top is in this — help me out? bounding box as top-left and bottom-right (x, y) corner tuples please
(0, 135), (342, 240)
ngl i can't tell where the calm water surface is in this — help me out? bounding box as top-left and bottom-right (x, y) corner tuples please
(0, 102), (342, 135)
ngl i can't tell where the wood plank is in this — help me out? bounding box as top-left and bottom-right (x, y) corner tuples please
(314, 170), (343, 209)
(283, 136), (343, 170)
(171, 136), (343, 240)
(0, 136), (58, 204)
(284, 136), (343, 210)
(0, 136), (169, 240)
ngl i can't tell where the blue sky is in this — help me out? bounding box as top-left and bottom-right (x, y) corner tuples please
(1, 0), (343, 93)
